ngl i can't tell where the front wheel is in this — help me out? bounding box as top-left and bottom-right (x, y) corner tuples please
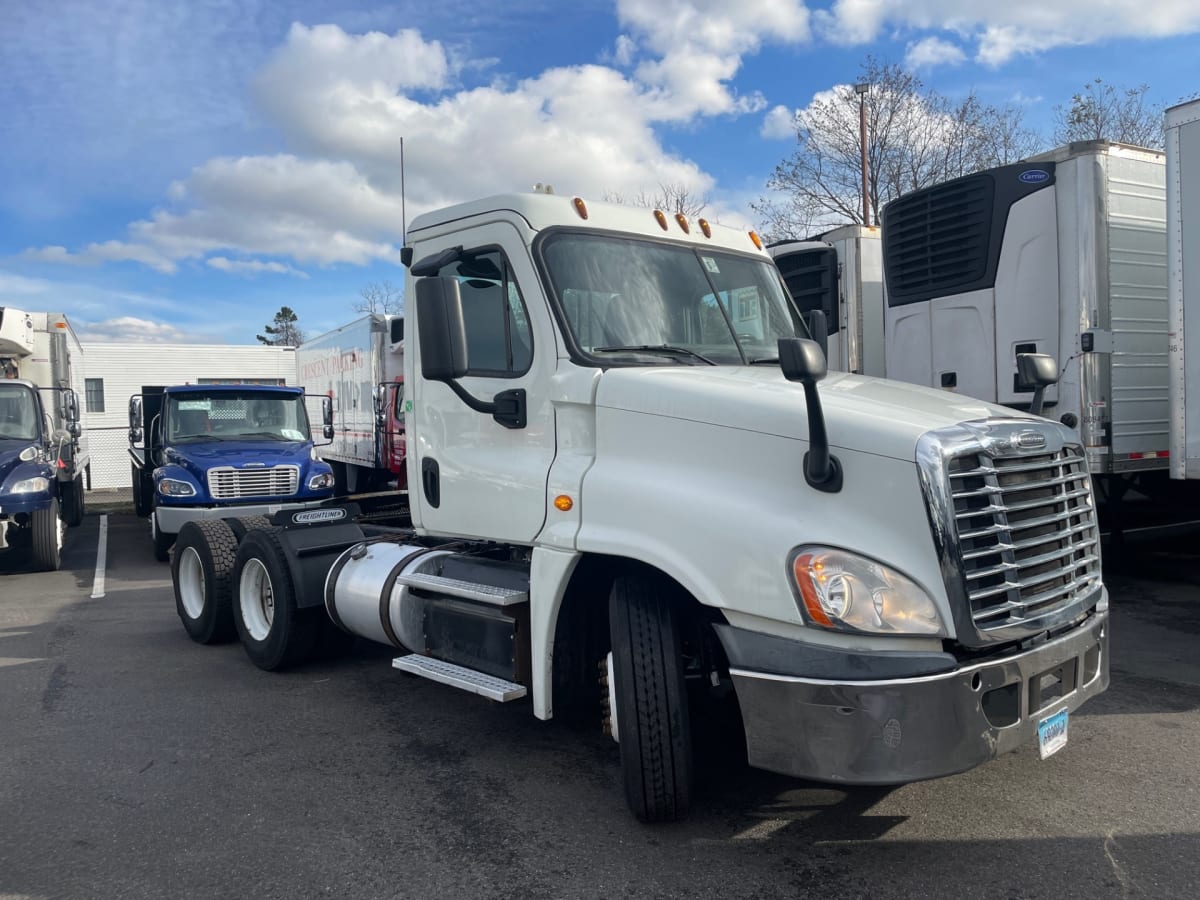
(609, 574), (693, 822)
(31, 497), (63, 572)
(150, 510), (174, 562)
(232, 528), (318, 670)
(172, 520), (238, 644)
(62, 477), (85, 528)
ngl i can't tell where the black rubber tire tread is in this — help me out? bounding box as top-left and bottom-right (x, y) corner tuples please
(227, 515), (273, 542)
(172, 519), (238, 644)
(132, 464), (153, 518)
(31, 497), (62, 572)
(609, 574), (693, 822)
(232, 527), (319, 671)
(62, 477), (85, 528)
(152, 510), (174, 562)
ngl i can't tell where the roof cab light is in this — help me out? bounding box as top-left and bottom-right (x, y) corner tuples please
(791, 547), (945, 636)
(653, 209), (669, 231)
(748, 230), (764, 250)
(573, 197), (589, 220)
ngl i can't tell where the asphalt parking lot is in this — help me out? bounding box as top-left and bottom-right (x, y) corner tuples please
(2, 511), (1199, 899)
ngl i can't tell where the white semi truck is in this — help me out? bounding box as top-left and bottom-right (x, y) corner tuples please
(880, 141), (1169, 502)
(0, 308), (89, 570)
(168, 194), (1109, 821)
(768, 225), (886, 376)
(1167, 99), (1200, 480)
(297, 314), (407, 493)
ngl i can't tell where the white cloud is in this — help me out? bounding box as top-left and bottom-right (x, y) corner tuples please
(905, 36), (966, 69)
(206, 257), (309, 278)
(817, 0), (1200, 64)
(24, 241), (177, 274)
(81, 316), (192, 343)
(761, 104), (798, 139)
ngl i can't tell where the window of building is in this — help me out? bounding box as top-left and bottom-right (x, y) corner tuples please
(85, 378), (105, 413)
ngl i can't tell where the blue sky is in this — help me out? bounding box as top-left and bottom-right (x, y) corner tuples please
(2, 0), (1198, 344)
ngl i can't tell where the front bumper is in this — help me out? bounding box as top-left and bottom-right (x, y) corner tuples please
(730, 605), (1109, 784)
(155, 499), (327, 535)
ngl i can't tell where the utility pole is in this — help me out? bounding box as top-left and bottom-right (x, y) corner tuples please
(854, 82), (870, 226)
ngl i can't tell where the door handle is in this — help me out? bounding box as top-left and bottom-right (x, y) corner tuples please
(421, 458), (440, 508)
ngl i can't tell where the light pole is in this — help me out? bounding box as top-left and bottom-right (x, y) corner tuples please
(854, 82), (870, 226)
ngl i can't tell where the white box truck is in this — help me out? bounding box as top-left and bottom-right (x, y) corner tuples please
(166, 193), (1109, 822)
(297, 314), (406, 493)
(882, 142), (1169, 497)
(768, 225), (886, 376)
(1167, 99), (1200, 480)
(0, 308), (89, 570)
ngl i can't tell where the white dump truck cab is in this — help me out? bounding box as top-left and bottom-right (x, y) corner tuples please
(171, 193), (1109, 822)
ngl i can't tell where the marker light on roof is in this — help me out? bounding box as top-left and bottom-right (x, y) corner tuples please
(698, 218), (712, 238)
(674, 214), (690, 233)
(653, 210), (669, 230)
(748, 230), (763, 250)
(573, 197), (588, 220)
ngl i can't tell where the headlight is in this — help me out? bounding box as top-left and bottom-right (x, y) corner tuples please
(11, 476), (50, 494)
(790, 547), (945, 636)
(158, 478), (196, 497)
(308, 472), (335, 490)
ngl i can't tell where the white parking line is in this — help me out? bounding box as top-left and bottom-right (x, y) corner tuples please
(90, 514), (108, 599)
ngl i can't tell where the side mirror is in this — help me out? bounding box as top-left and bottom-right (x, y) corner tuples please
(129, 397), (143, 429)
(374, 383), (388, 426)
(417, 277), (469, 380)
(1016, 353), (1058, 417)
(323, 425), (335, 441)
(778, 338), (841, 493)
(320, 396), (334, 441)
(69, 421), (82, 439)
(129, 428), (143, 445)
(802, 310), (830, 360)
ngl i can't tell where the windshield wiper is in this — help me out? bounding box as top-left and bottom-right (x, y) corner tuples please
(592, 345), (718, 365)
(228, 431), (291, 441)
(748, 356), (779, 365)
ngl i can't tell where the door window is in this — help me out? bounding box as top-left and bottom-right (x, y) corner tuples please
(436, 249), (533, 377)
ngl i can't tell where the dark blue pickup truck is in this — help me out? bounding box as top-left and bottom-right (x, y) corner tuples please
(129, 384), (336, 560)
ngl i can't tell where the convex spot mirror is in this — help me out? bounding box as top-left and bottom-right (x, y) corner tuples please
(1016, 352), (1059, 388)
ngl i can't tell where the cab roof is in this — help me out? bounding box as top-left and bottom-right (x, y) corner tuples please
(163, 384), (300, 395)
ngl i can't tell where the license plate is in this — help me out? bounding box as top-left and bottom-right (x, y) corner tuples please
(1037, 707), (1069, 759)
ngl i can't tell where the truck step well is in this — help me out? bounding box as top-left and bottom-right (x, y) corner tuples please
(392, 655), (527, 702)
(396, 573), (529, 606)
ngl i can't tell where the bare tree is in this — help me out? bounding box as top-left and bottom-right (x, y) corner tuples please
(355, 280), (404, 316)
(755, 57), (1041, 240)
(1053, 79), (1163, 148)
(604, 182), (709, 216)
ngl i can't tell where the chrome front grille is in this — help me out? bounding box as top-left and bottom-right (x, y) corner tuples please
(948, 446), (1100, 636)
(206, 465), (299, 500)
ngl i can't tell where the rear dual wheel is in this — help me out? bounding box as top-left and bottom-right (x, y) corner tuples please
(232, 528), (319, 671)
(173, 520), (238, 644)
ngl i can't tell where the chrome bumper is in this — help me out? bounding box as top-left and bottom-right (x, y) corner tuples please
(730, 607), (1109, 784)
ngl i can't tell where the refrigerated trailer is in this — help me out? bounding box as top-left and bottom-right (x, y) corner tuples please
(882, 141), (1169, 495)
(1167, 99), (1200, 480)
(297, 315), (406, 493)
(768, 225), (886, 376)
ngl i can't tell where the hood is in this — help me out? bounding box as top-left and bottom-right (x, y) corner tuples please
(594, 367), (1034, 462)
(0, 441), (42, 486)
(165, 439), (312, 479)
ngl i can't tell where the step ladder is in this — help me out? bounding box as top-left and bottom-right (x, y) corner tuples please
(393, 654), (527, 702)
(395, 572), (528, 607)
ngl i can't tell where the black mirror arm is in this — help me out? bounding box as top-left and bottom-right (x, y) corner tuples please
(801, 383), (843, 493)
(440, 379), (526, 430)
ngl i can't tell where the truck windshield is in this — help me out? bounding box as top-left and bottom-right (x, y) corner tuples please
(0, 384), (40, 441)
(540, 233), (807, 365)
(167, 391), (311, 443)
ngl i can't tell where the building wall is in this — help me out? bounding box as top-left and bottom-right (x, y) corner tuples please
(80, 343), (299, 489)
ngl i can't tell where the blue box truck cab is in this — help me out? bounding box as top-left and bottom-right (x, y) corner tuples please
(129, 384), (336, 561)
(0, 378), (86, 571)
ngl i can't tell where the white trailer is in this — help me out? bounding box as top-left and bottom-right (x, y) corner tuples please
(882, 141), (1169, 495)
(768, 225), (886, 376)
(297, 314), (406, 493)
(1167, 99), (1200, 480)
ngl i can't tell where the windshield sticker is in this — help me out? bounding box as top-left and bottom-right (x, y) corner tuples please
(177, 400), (212, 411)
(282, 428), (306, 441)
(701, 256), (720, 274)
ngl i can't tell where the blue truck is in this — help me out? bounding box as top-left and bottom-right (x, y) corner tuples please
(128, 384), (337, 561)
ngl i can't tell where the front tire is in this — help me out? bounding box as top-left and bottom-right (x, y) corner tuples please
(609, 574), (693, 822)
(151, 510), (174, 562)
(172, 520), (238, 644)
(62, 477), (85, 528)
(31, 497), (62, 572)
(232, 528), (318, 670)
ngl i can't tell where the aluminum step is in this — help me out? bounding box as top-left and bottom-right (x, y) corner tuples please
(392, 654), (527, 702)
(395, 572), (528, 607)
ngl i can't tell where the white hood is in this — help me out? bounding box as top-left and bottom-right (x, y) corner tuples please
(594, 367), (1032, 461)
